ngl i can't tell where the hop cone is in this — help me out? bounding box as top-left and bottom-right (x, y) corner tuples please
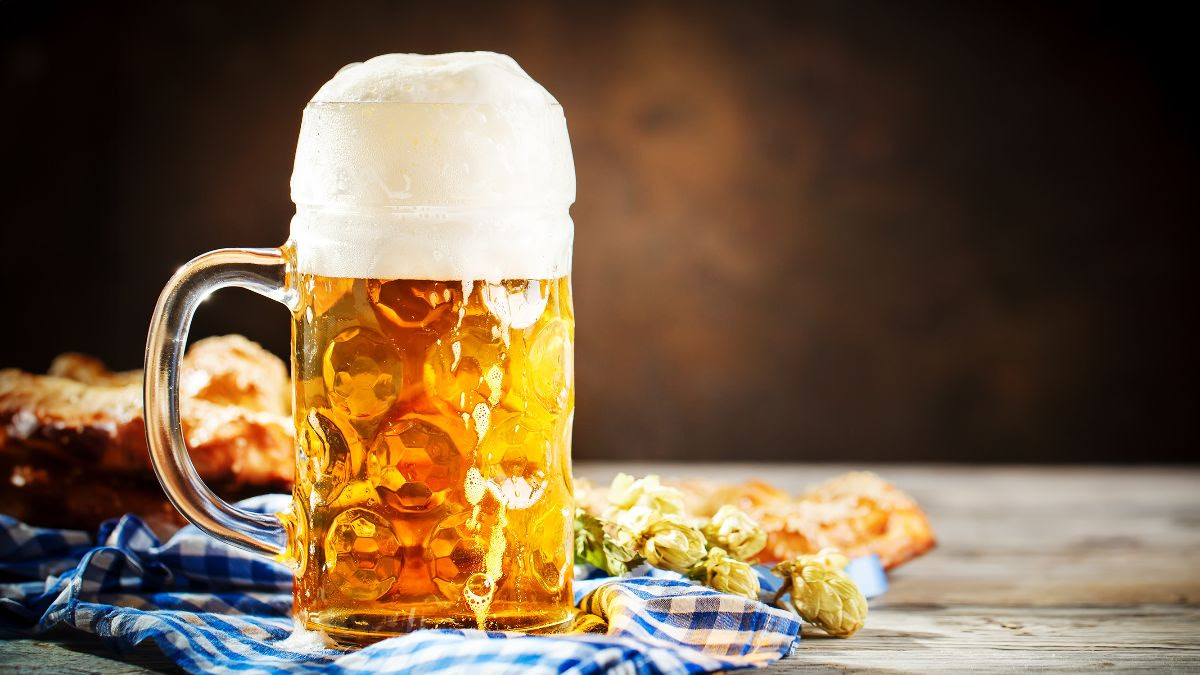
(640, 515), (707, 573)
(695, 547), (760, 599)
(574, 509), (640, 575)
(772, 548), (867, 638)
(701, 505), (767, 561)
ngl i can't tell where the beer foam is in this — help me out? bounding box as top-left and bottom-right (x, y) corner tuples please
(310, 52), (558, 106)
(290, 53), (575, 280)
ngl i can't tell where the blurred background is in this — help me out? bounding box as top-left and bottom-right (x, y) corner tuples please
(0, 1), (1195, 462)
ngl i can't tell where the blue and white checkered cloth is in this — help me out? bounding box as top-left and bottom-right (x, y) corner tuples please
(0, 495), (885, 674)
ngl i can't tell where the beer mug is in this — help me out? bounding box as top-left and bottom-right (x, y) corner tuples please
(144, 53), (576, 644)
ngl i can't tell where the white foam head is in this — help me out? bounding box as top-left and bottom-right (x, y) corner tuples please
(290, 52), (575, 280)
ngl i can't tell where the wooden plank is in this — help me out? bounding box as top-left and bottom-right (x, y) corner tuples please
(0, 638), (178, 673)
(768, 605), (1200, 672)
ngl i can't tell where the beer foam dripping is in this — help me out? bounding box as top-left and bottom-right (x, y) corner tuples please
(290, 53), (575, 281)
(461, 465), (503, 628)
(279, 617), (339, 651)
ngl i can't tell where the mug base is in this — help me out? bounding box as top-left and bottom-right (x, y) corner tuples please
(306, 606), (578, 647)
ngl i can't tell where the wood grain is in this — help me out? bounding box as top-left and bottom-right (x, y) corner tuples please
(778, 605), (1200, 672)
(0, 637), (180, 674)
(2, 464), (1198, 672)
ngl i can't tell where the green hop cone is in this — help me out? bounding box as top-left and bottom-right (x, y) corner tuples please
(574, 509), (641, 576)
(701, 505), (767, 561)
(772, 548), (868, 638)
(610, 503), (662, 538)
(694, 546), (760, 599)
(638, 515), (707, 574)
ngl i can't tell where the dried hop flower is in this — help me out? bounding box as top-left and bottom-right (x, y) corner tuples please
(574, 509), (640, 576)
(702, 505), (767, 561)
(772, 548), (868, 638)
(607, 473), (686, 516)
(699, 547), (761, 600)
(611, 504), (663, 539)
(639, 515), (708, 574)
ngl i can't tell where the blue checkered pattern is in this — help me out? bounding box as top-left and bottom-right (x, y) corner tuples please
(0, 496), (880, 674)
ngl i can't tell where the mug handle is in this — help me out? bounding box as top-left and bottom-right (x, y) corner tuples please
(144, 247), (293, 556)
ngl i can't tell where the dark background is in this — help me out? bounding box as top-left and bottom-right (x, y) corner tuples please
(1, 1), (1195, 462)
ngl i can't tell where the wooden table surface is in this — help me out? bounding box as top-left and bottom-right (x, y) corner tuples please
(2, 463), (1198, 672)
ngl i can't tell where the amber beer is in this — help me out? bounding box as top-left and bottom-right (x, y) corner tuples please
(143, 53), (577, 645)
(277, 52), (579, 642)
(282, 273), (574, 639)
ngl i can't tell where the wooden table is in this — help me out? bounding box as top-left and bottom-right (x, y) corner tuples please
(2, 464), (1198, 672)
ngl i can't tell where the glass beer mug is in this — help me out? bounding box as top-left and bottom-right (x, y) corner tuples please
(144, 53), (576, 643)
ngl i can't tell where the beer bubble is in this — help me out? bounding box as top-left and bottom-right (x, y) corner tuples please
(464, 572), (494, 598)
(472, 402), (491, 440)
(323, 326), (403, 419)
(463, 466), (487, 506)
(483, 365), (504, 406)
(324, 479), (379, 512)
(324, 508), (401, 601)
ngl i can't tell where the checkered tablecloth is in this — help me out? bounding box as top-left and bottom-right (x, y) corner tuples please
(0, 495), (883, 674)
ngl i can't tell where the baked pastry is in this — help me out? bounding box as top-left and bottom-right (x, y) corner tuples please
(177, 334), (290, 414)
(0, 336), (293, 534)
(48, 353), (142, 387)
